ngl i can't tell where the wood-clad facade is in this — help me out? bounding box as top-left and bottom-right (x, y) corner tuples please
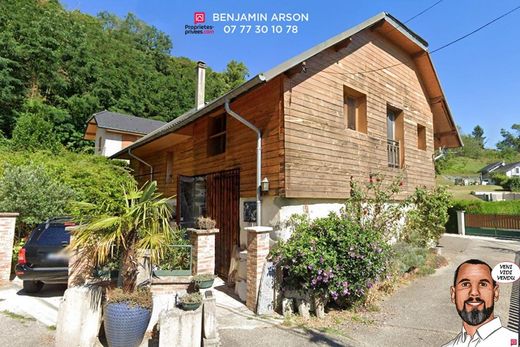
(283, 30), (436, 199)
(130, 76), (284, 199)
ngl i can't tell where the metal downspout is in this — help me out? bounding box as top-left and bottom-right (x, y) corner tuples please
(128, 148), (153, 181)
(224, 100), (262, 226)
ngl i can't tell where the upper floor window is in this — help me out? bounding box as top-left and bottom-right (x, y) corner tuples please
(208, 114), (226, 156)
(387, 106), (404, 168)
(417, 124), (426, 151)
(343, 86), (367, 133)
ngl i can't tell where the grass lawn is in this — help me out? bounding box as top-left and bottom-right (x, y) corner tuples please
(436, 176), (504, 200)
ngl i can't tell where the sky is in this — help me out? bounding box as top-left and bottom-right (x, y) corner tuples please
(60, 0), (520, 148)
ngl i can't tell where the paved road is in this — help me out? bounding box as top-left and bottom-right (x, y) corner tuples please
(219, 234), (520, 347)
(345, 234), (520, 347)
(0, 309), (54, 347)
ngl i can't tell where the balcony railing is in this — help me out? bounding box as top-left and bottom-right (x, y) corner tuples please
(387, 139), (400, 168)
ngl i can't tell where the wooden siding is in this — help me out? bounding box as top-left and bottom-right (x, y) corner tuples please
(283, 30), (436, 199)
(121, 133), (141, 149)
(132, 76), (284, 198)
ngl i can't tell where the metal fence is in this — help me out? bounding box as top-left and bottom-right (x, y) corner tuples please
(465, 213), (520, 239)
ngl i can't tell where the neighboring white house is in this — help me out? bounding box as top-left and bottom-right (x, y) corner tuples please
(83, 110), (166, 157)
(496, 161), (520, 178)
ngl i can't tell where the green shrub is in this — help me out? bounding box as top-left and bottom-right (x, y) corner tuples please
(391, 242), (429, 274)
(156, 229), (191, 271)
(0, 163), (74, 233)
(507, 177), (520, 192)
(491, 172), (509, 187)
(402, 186), (452, 247)
(0, 148), (135, 234)
(271, 213), (389, 307)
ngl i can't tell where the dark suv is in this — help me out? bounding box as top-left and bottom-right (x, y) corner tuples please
(15, 217), (75, 293)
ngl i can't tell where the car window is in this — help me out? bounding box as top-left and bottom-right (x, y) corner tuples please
(36, 225), (70, 245)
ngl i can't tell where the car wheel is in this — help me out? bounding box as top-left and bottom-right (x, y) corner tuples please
(23, 280), (43, 293)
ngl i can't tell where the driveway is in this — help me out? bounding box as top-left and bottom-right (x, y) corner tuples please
(345, 234), (520, 347)
(219, 234), (520, 346)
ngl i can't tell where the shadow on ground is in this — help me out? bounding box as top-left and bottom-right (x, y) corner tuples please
(16, 284), (67, 298)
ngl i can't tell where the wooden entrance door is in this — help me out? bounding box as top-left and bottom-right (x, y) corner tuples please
(206, 169), (240, 279)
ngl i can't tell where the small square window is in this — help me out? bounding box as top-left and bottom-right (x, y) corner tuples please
(417, 124), (426, 151)
(208, 114), (226, 156)
(343, 86), (367, 133)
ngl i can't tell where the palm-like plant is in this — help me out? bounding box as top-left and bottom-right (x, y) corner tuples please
(71, 181), (174, 292)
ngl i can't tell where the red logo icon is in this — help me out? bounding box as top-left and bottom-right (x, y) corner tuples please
(194, 12), (205, 24)
(511, 339), (517, 346)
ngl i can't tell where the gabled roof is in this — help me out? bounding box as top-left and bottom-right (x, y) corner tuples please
(84, 111), (166, 140)
(112, 12), (462, 159)
(496, 161), (520, 173)
(478, 161), (505, 174)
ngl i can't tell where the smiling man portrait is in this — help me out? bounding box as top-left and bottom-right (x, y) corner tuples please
(442, 259), (518, 347)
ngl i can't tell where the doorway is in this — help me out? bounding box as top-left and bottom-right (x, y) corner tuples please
(178, 169), (240, 278)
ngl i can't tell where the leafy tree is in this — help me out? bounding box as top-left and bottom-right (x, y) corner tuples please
(471, 125), (485, 149)
(0, 163), (74, 233)
(497, 124), (520, 153)
(11, 100), (62, 152)
(0, 0), (249, 150)
(457, 134), (483, 159)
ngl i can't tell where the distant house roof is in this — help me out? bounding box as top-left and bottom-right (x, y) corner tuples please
(496, 161), (520, 173)
(111, 12), (462, 159)
(478, 162), (505, 174)
(84, 111), (166, 140)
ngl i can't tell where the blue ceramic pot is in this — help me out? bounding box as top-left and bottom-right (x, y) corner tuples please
(104, 302), (151, 347)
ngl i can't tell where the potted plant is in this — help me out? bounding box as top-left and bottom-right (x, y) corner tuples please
(72, 181), (176, 347)
(196, 216), (217, 230)
(153, 229), (191, 276)
(193, 273), (216, 289)
(179, 292), (203, 311)
(104, 288), (152, 347)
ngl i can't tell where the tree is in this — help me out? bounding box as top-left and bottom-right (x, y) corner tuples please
(71, 181), (175, 292)
(497, 124), (520, 153)
(471, 125), (485, 149)
(0, 163), (74, 233)
(10, 99), (62, 152)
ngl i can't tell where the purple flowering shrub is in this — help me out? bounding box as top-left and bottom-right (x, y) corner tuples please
(270, 213), (389, 308)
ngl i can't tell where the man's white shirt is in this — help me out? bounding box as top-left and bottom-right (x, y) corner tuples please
(442, 317), (518, 346)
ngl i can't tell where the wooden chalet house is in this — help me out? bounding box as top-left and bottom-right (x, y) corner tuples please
(111, 13), (462, 278)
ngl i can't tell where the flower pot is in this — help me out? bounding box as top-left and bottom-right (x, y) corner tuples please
(104, 302), (151, 347)
(196, 278), (215, 289)
(181, 302), (202, 311)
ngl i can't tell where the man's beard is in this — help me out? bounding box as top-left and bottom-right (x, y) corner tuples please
(457, 299), (494, 326)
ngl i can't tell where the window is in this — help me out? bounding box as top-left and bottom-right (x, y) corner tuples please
(343, 86), (367, 133)
(516, 167), (520, 174)
(208, 114), (226, 156)
(97, 136), (103, 155)
(387, 106), (404, 168)
(417, 124), (426, 150)
(165, 151), (174, 184)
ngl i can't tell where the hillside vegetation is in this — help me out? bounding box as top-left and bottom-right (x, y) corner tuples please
(0, 0), (248, 150)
